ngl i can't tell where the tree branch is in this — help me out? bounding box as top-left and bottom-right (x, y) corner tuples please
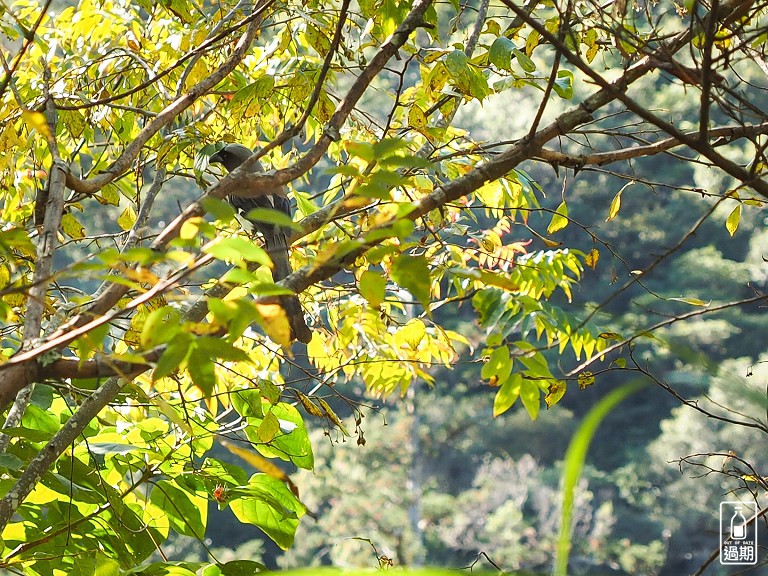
(536, 121), (768, 168)
(0, 65), (69, 452)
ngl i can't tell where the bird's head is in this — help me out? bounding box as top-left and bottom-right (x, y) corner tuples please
(209, 143), (256, 172)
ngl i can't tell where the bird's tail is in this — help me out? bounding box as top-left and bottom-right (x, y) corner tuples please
(264, 232), (312, 344)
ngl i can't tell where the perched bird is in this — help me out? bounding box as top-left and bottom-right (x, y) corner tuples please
(209, 143), (312, 344)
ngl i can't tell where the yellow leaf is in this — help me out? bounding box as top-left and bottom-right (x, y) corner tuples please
(547, 201), (568, 234)
(525, 29), (540, 55)
(21, 111), (52, 140)
(545, 381), (566, 408)
(180, 217), (206, 240)
(408, 104), (427, 130)
(606, 189), (622, 222)
(585, 248), (599, 269)
(257, 411), (281, 442)
(295, 390), (325, 418)
(0, 264), (9, 290)
(117, 205), (137, 231)
(255, 303), (292, 348)
(318, 398), (351, 436)
(578, 371), (595, 389)
(668, 297), (710, 307)
(61, 213), (85, 239)
(598, 332), (622, 340)
(726, 204), (740, 236)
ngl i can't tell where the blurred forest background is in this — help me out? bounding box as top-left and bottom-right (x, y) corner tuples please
(141, 46), (768, 575)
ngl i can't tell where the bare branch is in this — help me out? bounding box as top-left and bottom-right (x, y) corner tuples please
(536, 122), (768, 168)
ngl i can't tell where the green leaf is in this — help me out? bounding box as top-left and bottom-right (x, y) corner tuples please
(243, 207), (302, 231)
(69, 551), (120, 576)
(293, 190), (318, 217)
(553, 70), (574, 99)
(246, 403), (314, 470)
(196, 337), (251, 363)
(445, 49), (471, 91)
(489, 37), (515, 71)
(493, 372), (523, 416)
(726, 203), (741, 236)
(390, 254), (431, 310)
(520, 378), (541, 420)
(188, 345), (216, 395)
(153, 334), (193, 380)
(0, 453), (23, 471)
(231, 389), (265, 419)
(149, 479), (207, 537)
(217, 560), (269, 576)
(359, 269), (387, 308)
(21, 404), (60, 440)
(513, 48), (536, 72)
(201, 196), (237, 222)
(481, 346), (512, 384)
(204, 237), (272, 267)
(141, 306), (182, 349)
(547, 201), (569, 234)
(229, 474), (305, 549)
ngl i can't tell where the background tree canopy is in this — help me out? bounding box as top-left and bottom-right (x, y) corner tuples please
(0, 0), (767, 573)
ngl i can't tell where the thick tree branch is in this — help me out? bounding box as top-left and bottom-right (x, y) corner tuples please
(536, 122), (768, 168)
(0, 69), (69, 451)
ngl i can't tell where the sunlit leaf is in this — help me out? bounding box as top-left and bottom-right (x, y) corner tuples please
(391, 254), (431, 309)
(585, 248), (599, 269)
(229, 474), (305, 550)
(547, 201), (569, 234)
(221, 440), (299, 498)
(22, 111), (52, 140)
(408, 104), (428, 130)
(61, 212), (85, 239)
(520, 379), (541, 420)
(359, 269), (387, 308)
(668, 296), (710, 306)
(493, 372), (523, 416)
(255, 302), (292, 348)
(726, 204), (741, 236)
(545, 381), (567, 408)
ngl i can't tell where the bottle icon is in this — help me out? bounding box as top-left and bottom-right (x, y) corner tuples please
(731, 506), (747, 540)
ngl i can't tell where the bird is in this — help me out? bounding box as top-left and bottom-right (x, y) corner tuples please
(209, 143), (312, 344)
